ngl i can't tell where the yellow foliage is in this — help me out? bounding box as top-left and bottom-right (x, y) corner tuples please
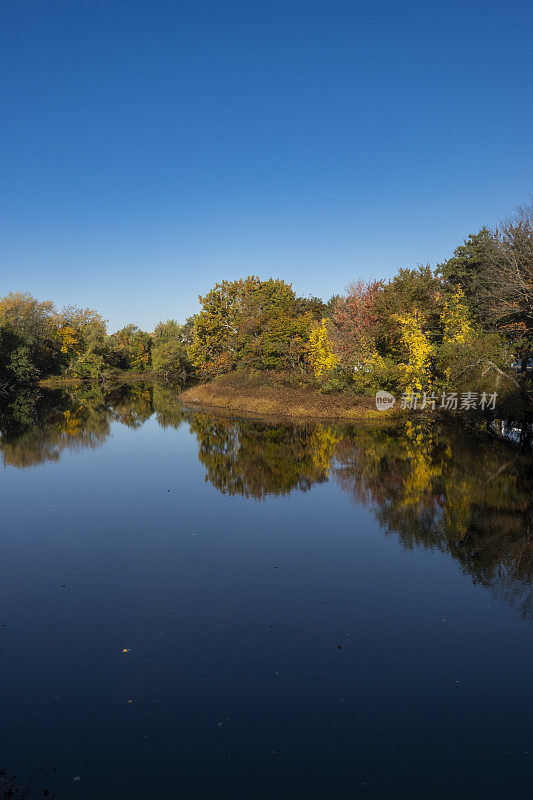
(61, 409), (82, 436)
(55, 325), (81, 355)
(441, 287), (474, 345)
(309, 425), (340, 473)
(306, 319), (338, 379)
(395, 312), (434, 392)
(400, 421), (444, 507)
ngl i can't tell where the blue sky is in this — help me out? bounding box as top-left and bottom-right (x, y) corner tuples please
(1, 0), (532, 332)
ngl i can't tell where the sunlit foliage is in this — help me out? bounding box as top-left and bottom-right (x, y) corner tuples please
(1, 198), (531, 399)
(395, 312), (435, 393)
(331, 279), (382, 370)
(108, 324), (151, 372)
(151, 319), (192, 382)
(0, 292), (59, 382)
(441, 286), (474, 346)
(306, 319), (338, 379)
(190, 276), (314, 377)
(55, 306), (108, 378)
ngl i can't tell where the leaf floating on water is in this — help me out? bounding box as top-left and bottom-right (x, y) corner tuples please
(122, 648), (131, 653)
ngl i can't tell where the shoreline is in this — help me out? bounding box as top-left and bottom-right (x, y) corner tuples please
(179, 374), (405, 422)
(38, 371), (158, 388)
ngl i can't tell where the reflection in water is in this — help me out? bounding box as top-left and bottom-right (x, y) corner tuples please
(0, 386), (111, 468)
(1, 385), (532, 617)
(333, 421), (533, 620)
(190, 414), (339, 498)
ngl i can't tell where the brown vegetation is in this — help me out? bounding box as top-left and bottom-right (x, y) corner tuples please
(179, 372), (404, 421)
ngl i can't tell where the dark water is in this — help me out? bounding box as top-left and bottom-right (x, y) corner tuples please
(0, 385), (532, 799)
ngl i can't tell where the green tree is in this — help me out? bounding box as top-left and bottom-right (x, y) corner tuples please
(371, 266), (443, 356)
(438, 228), (494, 321)
(0, 323), (38, 384)
(190, 276), (314, 377)
(294, 296), (327, 320)
(0, 292), (59, 381)
(108, 324), (151, 372)
(56, 306), (108, 378)
(151, 319), (192, 382)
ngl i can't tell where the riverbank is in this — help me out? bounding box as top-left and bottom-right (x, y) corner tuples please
(179, 372), (403, 421)
(39, 371), (158, 388)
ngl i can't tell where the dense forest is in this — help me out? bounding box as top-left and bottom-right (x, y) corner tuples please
(1, 202), (532, 403)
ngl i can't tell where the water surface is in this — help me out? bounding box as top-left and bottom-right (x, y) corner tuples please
(1, 385), (532, 798)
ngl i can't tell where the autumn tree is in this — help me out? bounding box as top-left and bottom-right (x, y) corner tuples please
(294, 296), (327, 320)
(190, 277), (314, 377)
(478, 204), (533, 368)
(190, 277), (257, 377)
(395, 312), (435, 392)
(371, 266), (443, 354)
(0, 292), (59, 381)
(306, 319), (339, 380)
(324, 294), (340, 318)
(332, 279), (383, 370)
(107, 324), (151, 372)
(55, 305), (108, 377)
(151, 319), (192, 382)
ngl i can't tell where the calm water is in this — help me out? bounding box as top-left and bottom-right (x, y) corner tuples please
(1, 385), (532, 799)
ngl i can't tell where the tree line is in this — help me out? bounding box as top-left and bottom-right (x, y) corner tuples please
(1, 201), (531, 398)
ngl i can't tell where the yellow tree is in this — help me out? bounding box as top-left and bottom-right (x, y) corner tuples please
(395, 312), (434, 392)
(441, 286), (474, 345)
(306, 319), (338, 380)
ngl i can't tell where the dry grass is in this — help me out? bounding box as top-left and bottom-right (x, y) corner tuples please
(179, 372), (404, 422)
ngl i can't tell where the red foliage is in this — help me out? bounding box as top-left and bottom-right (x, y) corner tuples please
(332, 279), (383, 366)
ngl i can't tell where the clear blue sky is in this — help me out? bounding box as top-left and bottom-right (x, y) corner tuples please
(1, 0), (532, 332)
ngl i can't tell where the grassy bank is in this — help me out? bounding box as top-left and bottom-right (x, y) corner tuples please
(179, 372), (403, 421)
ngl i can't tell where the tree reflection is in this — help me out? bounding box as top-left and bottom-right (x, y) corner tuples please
(189, 413), (339, 499)
(1, 385), (531, 618)
(333, 419), (533, 619)
(0, 387), (110, 468)
(186, 413), (533, 617)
